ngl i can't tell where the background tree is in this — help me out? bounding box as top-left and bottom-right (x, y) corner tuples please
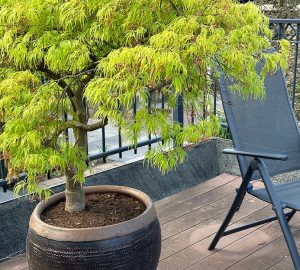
(253, 0), (300, 119)
(0, 0), (289, 212)
(254, 0), (299, 18)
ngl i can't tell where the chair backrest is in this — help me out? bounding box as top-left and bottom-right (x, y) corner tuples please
(219, 61), (300, 179)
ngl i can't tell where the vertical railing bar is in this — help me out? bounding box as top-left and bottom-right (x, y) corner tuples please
(213, 79), (217, 116)
(41, 76), (53, 177)
(85, 97), (90, 119)
(133, 94), (137, 154)
(173, 95), (184, 147)
(102, 126), (107, 163)
(118, 126), (122, 158)
(191, 105), (195, 124)
(161, 93), (165, 145)
(278, 23), (284, 40)
(0, 156), (7, 192)
(148, 92), (152, 150)
(177, 95), (184, 127)
(0, 157), (6, 180)
(83, 97), (89, 155)
(0, 121), (7, 184)
(203, 90), (207, 120)
(292, 24), (300, 109)
(64, 112), (69, 143)
(118, 101), (122, 158)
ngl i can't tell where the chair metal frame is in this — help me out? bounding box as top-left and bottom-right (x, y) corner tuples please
(209, 67), (300, 269)
(209, 151), (300, 269)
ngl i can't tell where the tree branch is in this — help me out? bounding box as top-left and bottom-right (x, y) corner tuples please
(65, 118), (108, 132)
(168, 0), (185, 16)
(36, 64), (77, 109)
(146, 80), (171, 92)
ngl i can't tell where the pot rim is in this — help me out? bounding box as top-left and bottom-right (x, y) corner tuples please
(29, 185), (157, 242)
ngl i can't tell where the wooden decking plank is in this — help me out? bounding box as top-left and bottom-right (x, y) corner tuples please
(158, 205), (274, 270)
(267, 256), (294, 270)
(225, 221), (300, 270)
(155, 174), (239, 212)
(187, 215), (300, 270)
(157, 177), (242, 225)
(160, 195), (268, 260)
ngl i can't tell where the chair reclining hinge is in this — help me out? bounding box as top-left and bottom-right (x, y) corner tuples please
(246, 183), (253, 191)
(272, 203), (287, 211)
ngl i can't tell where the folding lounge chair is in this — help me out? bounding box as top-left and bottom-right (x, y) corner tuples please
(208, 57), (300, 269)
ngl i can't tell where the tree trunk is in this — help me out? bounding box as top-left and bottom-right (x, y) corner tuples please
(65, 168), (85, 212)
(65, 92), (88, 212)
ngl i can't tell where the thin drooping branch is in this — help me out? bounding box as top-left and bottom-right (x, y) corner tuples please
(65, 118), (108, 131)
(56, 67), (97, 83)
(168, 0), (185, 16)
(36, 64), (77, 111)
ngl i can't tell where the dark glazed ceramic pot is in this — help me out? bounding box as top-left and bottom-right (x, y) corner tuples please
(26, 185), (161, 270)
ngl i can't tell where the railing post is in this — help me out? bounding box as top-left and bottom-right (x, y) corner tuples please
(101, 126), (107, 163)
(64, 112), (69, 143)
(173, 95), (184, 147)
(213, 79), (217, 116)
(133, 94), (137, 154)
(0, 155), (7, 192)
(118, 101), (123, 158)
(173, 95), (184, 127)
(0, 158), (6, 180)
(148, 92), (152, 150)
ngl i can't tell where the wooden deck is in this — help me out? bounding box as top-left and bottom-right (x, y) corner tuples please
(1, 173), (299, 270)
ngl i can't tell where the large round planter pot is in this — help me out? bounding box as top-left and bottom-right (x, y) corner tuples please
(26, 185), (161, 270)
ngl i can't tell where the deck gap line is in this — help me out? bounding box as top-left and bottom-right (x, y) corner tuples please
(160, 203), (269, 261)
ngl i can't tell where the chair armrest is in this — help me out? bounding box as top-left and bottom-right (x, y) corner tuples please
(222, 148), (288, 161)
(220, 122), (228, 129)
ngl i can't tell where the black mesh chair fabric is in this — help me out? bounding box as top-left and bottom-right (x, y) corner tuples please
(248, 180), (300, 211)
(219, 64), (300, 180)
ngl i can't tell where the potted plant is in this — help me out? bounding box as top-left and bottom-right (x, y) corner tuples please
(0, 0), (289, 269)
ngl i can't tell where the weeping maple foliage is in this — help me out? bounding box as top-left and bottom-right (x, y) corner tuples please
(0, 0), (289, 205)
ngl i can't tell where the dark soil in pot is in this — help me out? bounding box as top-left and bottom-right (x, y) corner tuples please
(41, 192), (146, 228)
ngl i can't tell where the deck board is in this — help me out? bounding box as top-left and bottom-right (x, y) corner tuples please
(0, 173), (297, 270)
(268, 256), (294, 270)
(155, 174), (239, 211)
